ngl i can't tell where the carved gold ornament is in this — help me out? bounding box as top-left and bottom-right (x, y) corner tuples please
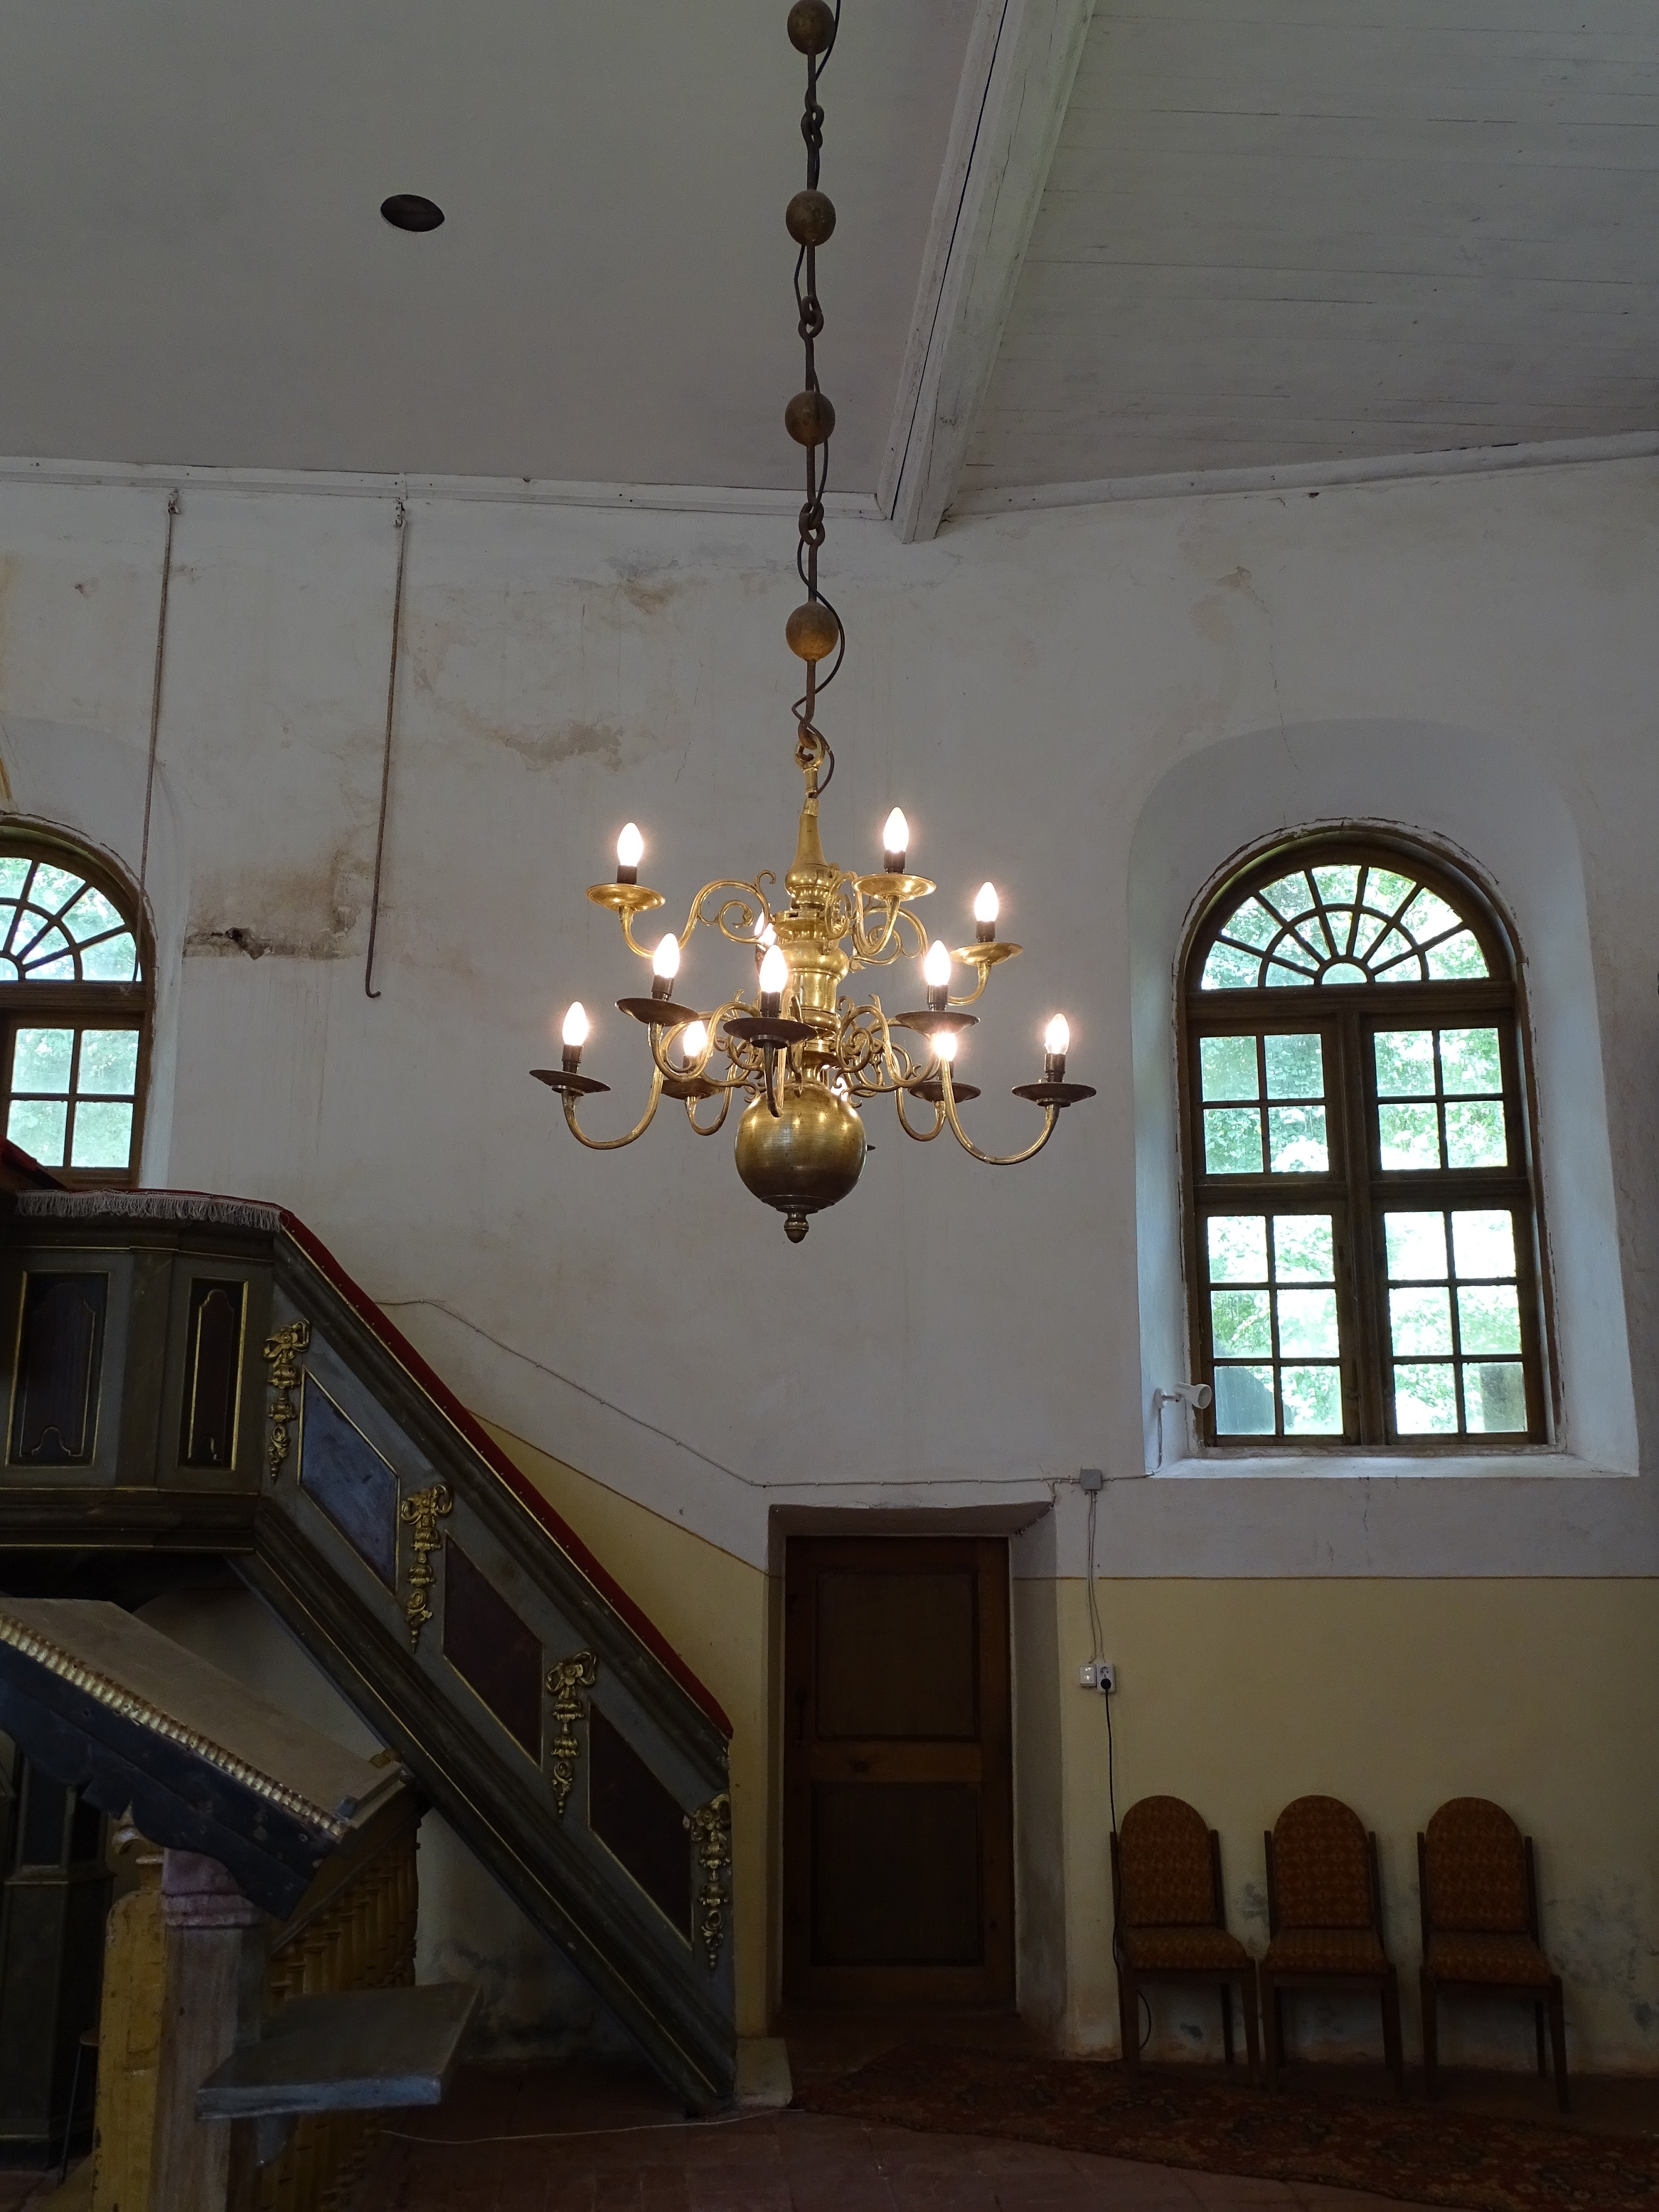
(399, 1484), (452, 1649)
(544, 1649), (599, 1818)
(686, 1790), (732, 1972)
(529, 3), (1092, 1245)
(262, 1317), (311, 1477)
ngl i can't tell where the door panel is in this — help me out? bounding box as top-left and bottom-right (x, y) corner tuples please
(784, 1536), (1013, 2007)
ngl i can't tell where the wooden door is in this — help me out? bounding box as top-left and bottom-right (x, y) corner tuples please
(782, 1536), (1013, 2007)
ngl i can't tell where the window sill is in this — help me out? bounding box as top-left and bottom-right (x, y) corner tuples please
(1153, 1450), (1628, 1482)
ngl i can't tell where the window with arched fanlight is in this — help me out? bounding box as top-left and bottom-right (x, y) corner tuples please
(1, 835), (149, 1184)
(1182, 838), (1547, 1450)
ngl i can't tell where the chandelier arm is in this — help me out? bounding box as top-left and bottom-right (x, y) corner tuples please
(688, 879), (777, 947)
(619, 908), (664, 961)
(938, 1067), (1060, 1166)
(949, 964), (991, 1009)
(895, 1088), (945, 1142)
(686, 1089), (732, 1137)
(562, 1070), (665, 1151)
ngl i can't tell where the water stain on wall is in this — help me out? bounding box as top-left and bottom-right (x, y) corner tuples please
(185, 842), (368, 959)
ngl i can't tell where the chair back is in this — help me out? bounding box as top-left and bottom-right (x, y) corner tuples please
(1269, 1795), (1375, 1930)
(1114, 1795), (1220, 1928)
(1421, 1797), (1532, 1935)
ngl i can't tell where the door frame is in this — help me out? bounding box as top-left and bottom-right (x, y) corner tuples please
(780, 1532), (1015, 2009)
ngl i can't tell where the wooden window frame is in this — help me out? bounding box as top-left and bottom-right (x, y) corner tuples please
(1, 829), (151, 1189)
(1180, 836), (1551, 1454)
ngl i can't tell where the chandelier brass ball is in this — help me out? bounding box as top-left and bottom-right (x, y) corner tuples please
(786, 188), (837, 246)
(787, 0), (836, 56)
(784, 388), (836, 447)
(786, 600), (841, 661)
(735, 1080), (865, 1232)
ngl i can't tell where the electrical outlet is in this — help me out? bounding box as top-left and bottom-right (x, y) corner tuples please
(1077, 1660), (1116, 1692)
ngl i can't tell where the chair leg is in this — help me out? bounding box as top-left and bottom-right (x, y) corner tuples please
(1242, 1967), (1261, 2086)
(1381, 1970), (1404, 2100)
(1221, 1982), (1235, 2065)
(1548, 1979), (1569, 2113)
(1118, 1962), (1140, 2078)
(1421, 1974), (1439, 2102)
(1262, 1976), (1279, 2090)
(58, 2037), (87, 2186)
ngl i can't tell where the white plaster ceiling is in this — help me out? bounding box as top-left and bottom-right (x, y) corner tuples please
(964, 0), (1659, 492)
(0, 0), (970, 490)
(1, 0), (1654, 505)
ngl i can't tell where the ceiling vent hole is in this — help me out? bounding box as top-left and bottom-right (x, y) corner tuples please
(380, 195), (445, 233)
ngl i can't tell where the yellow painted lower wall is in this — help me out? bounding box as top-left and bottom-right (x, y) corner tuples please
(1036, 1578), (1659, 2072)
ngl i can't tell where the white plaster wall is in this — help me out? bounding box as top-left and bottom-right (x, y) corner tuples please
(5, 457), (1654, 1576)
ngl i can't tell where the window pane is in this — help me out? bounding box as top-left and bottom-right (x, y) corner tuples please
(70, 1100), (134, 1169)
(1451, 1210), (1515, 1279)
(1379, 1103), (1439, 1169)
(1425, 930), (1488, 980)
(1204, 1107), (1264, 1174)
(1214, 1366), (1276, 1435)
(1367, 869), (1417, 915)
(1444, 1100), (1506, 1169)
(1273, 1215), (1334, 1280)
(78, 1029), (139, 1095)
(13, 1026), (74, 1092)
(1266, 1105), (1328, 1172)
(1200, 1035), (1258, 1100)
(1263, 1033), (1323, 1100)
(1393, 1363), (1458, 1434)
(1259, 873), (1314, 920)
(1369, 930), (1422, 980)
(8, 1095), (68, 1165)
(31, 864), (85, 911)
(1225, 900), (1281, 950)
(1466, 1363), (1525, 1434)
(1278, 1289), (1338, 1355)
(1211, 1290), (1273, 1357)
(1311, 866), (1360, 908)
(63, 885), (122, 937)
(1281, 1366), (1343, 1434)
(1265, 959), (1315, 987)
(1385, 1212), (1447, 1280)
(1390, 1287), (1453, 1356)
(1201, 941), (1260, 991)
(81, 931), (139, 982)
(1208, 1216), (1269, 1282)
(1374, 1030), (1434, 1097)
(0, 856), (27, 896)
(1458, 1284), (1521, 1354)
(1439, 1028), (1501, 1095)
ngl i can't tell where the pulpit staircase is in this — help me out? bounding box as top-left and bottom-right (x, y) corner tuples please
(0, 1183), (736, 2110)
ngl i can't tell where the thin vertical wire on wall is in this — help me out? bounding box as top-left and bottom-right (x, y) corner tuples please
(365, 497), (409, 1001)
(137, 491), (182, 915)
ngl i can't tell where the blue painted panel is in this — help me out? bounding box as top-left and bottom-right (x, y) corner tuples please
(299, 1376), (398, 1588)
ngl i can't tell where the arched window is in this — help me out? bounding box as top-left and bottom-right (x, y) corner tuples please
(1183, 838), (1545, 1449)
(1, 835), (148, 1184)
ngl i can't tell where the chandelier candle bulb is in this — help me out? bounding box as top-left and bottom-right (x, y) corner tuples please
(651, 933), (681, 1000)
(759, 943), (789, 1018)
(882, 809), (909, 874)
(924, 939), (952, 1013)
(615, 822), (644, 885)
(1044, 1014), (1071, 1081)
(935, 1028), (959, 1063)
(974, 882), (999, 943)
(561, 1002), (589, 1073)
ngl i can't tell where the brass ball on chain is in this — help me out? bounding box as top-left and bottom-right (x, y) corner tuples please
(786, 602), (841, 662)
(784, 390), (836, 447)
(786, 0), (836, 56)
(786, 189), (837, 246)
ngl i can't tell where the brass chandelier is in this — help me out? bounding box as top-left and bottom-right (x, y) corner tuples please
(533, 0), (1092, 1242)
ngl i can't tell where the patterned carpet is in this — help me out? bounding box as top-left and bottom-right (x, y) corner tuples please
(799, 2044), (1659, 2211)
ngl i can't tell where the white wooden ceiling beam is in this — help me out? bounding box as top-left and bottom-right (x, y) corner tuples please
(877, 0), (1096, 545)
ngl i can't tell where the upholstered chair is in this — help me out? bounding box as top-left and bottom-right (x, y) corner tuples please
(1419, 1797), (1567, 2111)
(1111, 1795), (1260, 2080)
(1261, 1794), (1403, 2095)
